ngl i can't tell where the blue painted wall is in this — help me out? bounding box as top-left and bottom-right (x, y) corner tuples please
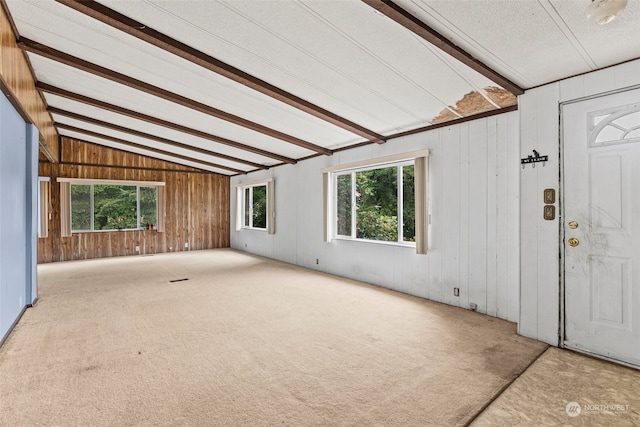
(0, 92), (38, 344)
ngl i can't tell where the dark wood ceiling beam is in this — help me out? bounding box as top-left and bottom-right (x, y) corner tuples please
(36, 82), (296, 165)
(48, 107), (266, 170)
(18, 37), (333, 155)
(55, 0), (385, 144)
(55, 123), (246, 174)
(361, 0), (524, 96)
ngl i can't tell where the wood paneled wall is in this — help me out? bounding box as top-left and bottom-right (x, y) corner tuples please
(0, 2), (57, 159)
(38, 138), (230, 263)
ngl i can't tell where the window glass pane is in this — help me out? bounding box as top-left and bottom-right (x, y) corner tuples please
(93, 184), (137, 230)
(71, 184), (91, 230)
(252, 185), (267, 229)
(244, 188), (250, 227)
(139, 186), (157, 229)
(336, 174), (352, 236)
(402, 165), (416, 242)
(356, 166), (398, 242)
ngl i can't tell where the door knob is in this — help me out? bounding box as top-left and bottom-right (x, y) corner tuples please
(568, 237), (579, 247)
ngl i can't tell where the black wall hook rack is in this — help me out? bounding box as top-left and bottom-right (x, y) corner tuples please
(521, 150), (548, 169)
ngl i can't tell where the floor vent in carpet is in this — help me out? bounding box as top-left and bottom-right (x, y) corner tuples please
(169, 278), (189, 283)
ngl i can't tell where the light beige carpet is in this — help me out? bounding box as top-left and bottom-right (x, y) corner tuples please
(1, 249), (547, 426)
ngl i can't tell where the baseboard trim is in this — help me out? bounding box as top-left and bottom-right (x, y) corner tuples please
(0, 305), (28, 349)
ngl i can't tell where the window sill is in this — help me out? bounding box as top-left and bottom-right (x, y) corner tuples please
(240, 227), (268, 232)
(331, 236), (416, 249)
(71, 229), (161, 234)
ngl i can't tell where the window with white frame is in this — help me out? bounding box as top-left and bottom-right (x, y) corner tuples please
(70, 184), (157, 231)
(323, 150), (429, 254)
(57, 178), (165, 236)
(235, 178), (275, 234)
(334, 161), (415, 243)
(242, 184), (267, 229)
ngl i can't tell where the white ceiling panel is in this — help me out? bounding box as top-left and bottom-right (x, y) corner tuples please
(59, 130), (238, 176)
(402, 0), (640, 88)
(99, 0), (495, 131)
(548, 0), (640, 69)
(51, 114), (255, 173)
(11, 0), (360, 145)
(98, 0), (440, 129)
(6, 0), (637, 175)
(43, 94), (284, 167)
(28, 54), (318, 159)
(291, 1), (498, 113)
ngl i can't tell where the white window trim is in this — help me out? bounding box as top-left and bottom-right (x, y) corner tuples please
(321, 149), (429, 173)
(322, 150), (429, 254)
(57, 177), (165, 187)
(235, 178), (275, 234)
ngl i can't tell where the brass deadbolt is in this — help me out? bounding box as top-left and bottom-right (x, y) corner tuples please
(568, 221), (578, 229)
(568, 237), (579, 247)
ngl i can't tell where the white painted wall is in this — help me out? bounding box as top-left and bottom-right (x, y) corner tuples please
(231, 112), (520, 322)
(518, 59), (640, 345)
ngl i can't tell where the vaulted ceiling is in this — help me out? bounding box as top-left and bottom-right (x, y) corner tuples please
(6, 0), (640, 175)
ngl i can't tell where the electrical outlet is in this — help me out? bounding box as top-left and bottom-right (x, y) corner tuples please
(470, 302), (478, 311)
(453, 287), (459, 296)
(184, 242), (189, 248)
(135, 246), (140, 252)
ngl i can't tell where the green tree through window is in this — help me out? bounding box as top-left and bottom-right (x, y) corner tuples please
(252, 185), (267, 228)
(71, 185), (91, 230)
(336, 174), (352, 236)
(94, 185), (137, 230)
(139, 186), (158, 227)
(356, 167), (398, 242)
(334, 162), (415, 243)
(70, 183), (158, 231)
(242, 184), (268, 230)
(402, 165), (415, 242)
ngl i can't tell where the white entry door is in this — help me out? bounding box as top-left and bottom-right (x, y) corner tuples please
(563, 88), (640, 367)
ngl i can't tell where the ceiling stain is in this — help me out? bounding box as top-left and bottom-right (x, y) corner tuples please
(432, 87), (517, 124)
